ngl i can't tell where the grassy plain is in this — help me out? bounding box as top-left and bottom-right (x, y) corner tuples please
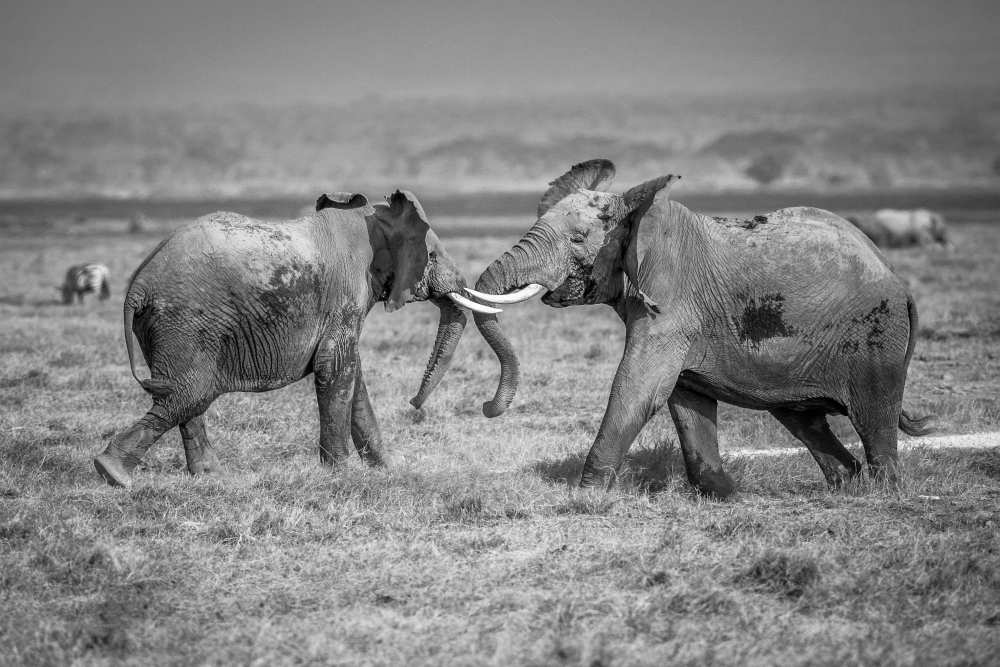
(1, 211), (998, 665)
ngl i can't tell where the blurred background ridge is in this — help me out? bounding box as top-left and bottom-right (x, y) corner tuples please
(2, 89), (999, 200)
(1, 0), (998, 199)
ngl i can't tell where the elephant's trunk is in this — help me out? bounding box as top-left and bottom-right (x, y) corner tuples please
(472, 228), (563, 418)
(410, 297), (468, 409)
(473, 279), (519, 418)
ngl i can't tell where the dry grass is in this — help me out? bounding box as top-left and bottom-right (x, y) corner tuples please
(1, 217), (998, 665)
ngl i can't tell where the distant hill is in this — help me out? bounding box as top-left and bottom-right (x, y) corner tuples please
(1, 88), (998, 199)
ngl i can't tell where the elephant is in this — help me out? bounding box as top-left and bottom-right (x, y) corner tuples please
(846, 208), (949, 248)
(93, 190), (499, 487)
(60, 263), (111, 304)
(465, 159), (932, 496)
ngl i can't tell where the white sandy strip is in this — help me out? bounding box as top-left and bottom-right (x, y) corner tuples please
(727, 431), (1000, 459)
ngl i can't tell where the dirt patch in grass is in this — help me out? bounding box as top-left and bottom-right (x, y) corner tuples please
(736, 549), (821, 598)
(0, 369), (49, 389)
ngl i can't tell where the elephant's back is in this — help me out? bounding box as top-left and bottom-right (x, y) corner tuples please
(750, 206), (897, 285)
(874, 209), (919, 233)
(186, 212), (322, 280)
(767, 206), (881, 251)
(134, 212), (366, 295)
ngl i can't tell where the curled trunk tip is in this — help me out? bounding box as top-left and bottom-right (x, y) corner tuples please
(472, 310), (520, 418)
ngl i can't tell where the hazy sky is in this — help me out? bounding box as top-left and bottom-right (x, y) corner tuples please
(1, 0), (997, 109)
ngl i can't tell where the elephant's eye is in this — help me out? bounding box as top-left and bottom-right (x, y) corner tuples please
(570, 231), (588, 244)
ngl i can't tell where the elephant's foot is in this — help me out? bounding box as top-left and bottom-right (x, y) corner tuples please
(96, 413), (175, 487)
(579, 465), (617, 490)
(94, 452), (132, 488)
(319, 446), (352, 467)
(94, 429), (149, 487)
(184, 443), (222, 476)
(690, 468), (736, 500)
(355, 441), (396, 468)
(867, 461), (901, 488)
(820, 460), (863, 490)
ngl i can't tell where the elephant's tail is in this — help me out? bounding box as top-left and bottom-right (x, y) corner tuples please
(898, 294), (933, 436)
(123, 285), (173, 397)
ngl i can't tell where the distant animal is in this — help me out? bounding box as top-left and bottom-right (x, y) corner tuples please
(92, 190), (499, 488)
(60, 263), (111, 304)
(466, 159), (932, 495)
(847, 209), (949, 248)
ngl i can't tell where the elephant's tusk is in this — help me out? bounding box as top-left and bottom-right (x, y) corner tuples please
(447, 292), (503, 315)
(463, 283), (546, 305)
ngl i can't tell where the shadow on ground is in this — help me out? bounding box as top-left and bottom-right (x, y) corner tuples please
(0, 294), (63, 307)
(528, 440), (690, 493)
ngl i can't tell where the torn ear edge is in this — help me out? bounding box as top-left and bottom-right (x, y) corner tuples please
(620, 184), (683, 319)
(622, 262), (662, 317)
(316, 192), (369, 212)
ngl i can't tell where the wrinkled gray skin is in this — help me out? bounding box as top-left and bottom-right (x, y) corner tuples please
(94, 190), (472, 487)
(472, 160), (932, 495)
(846, 209), (949, 248)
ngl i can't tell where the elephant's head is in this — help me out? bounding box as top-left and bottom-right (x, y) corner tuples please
(464, 160), (678, 417)
(921, 209), (949, 246)
(317, 189), (500, 408)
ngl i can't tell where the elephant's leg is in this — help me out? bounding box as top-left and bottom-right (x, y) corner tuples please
(667, 387), (735, 499)
(313, 337), (358, 466)
(850, 406), (901, 484)
(770, 408), (863, 489)
(847, 370), (904, 483)
(94, 409), (177, 487)
(579, 328), (685, 489)
(351, 364), (389, 467)
(179, 413), (221, 476)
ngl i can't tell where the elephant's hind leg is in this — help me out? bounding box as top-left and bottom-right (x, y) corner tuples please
(351, 365), (389, 467)
(313, 336), (358, 466)
(94, 410), (177, 487)
(770, 408), (862, 488)
(850, 406), (901, 484)
(179, 414), (221, 476)
(667, 387), (735, 499)
(847, 372), (904, 483)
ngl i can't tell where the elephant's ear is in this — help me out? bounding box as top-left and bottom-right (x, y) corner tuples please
(537, 159), (616, 217)
(316, 192), (369, 211)
(373, 190), (431, 312)
(622, 174), (679, 221)
(622, 175), (681, 316)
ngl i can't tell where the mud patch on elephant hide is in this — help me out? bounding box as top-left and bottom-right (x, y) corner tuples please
(212, 212), (293, 243)
(837, 299), (893, 353)
(260, 263), (324, 317)
(714, 214), (769, 230)
(733, 293), (797, 346)
(859, 299), (891, 350)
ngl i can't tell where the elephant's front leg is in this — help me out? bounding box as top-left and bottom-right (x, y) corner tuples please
(350, 362), (390, 467)
(313, 336), (358, 466)
(579, 327), (687, 489)
(667, 387), (736, 498)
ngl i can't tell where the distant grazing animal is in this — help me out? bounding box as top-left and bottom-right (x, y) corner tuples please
(92, 190), (499, 488)
(466, 159), (932, 495)
(60, 263), (111, 304)
(847, 209), (949, 248)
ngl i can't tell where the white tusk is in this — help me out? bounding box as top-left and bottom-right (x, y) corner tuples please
(463, 283), (546, 305)
(447, 292), (503, 315)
